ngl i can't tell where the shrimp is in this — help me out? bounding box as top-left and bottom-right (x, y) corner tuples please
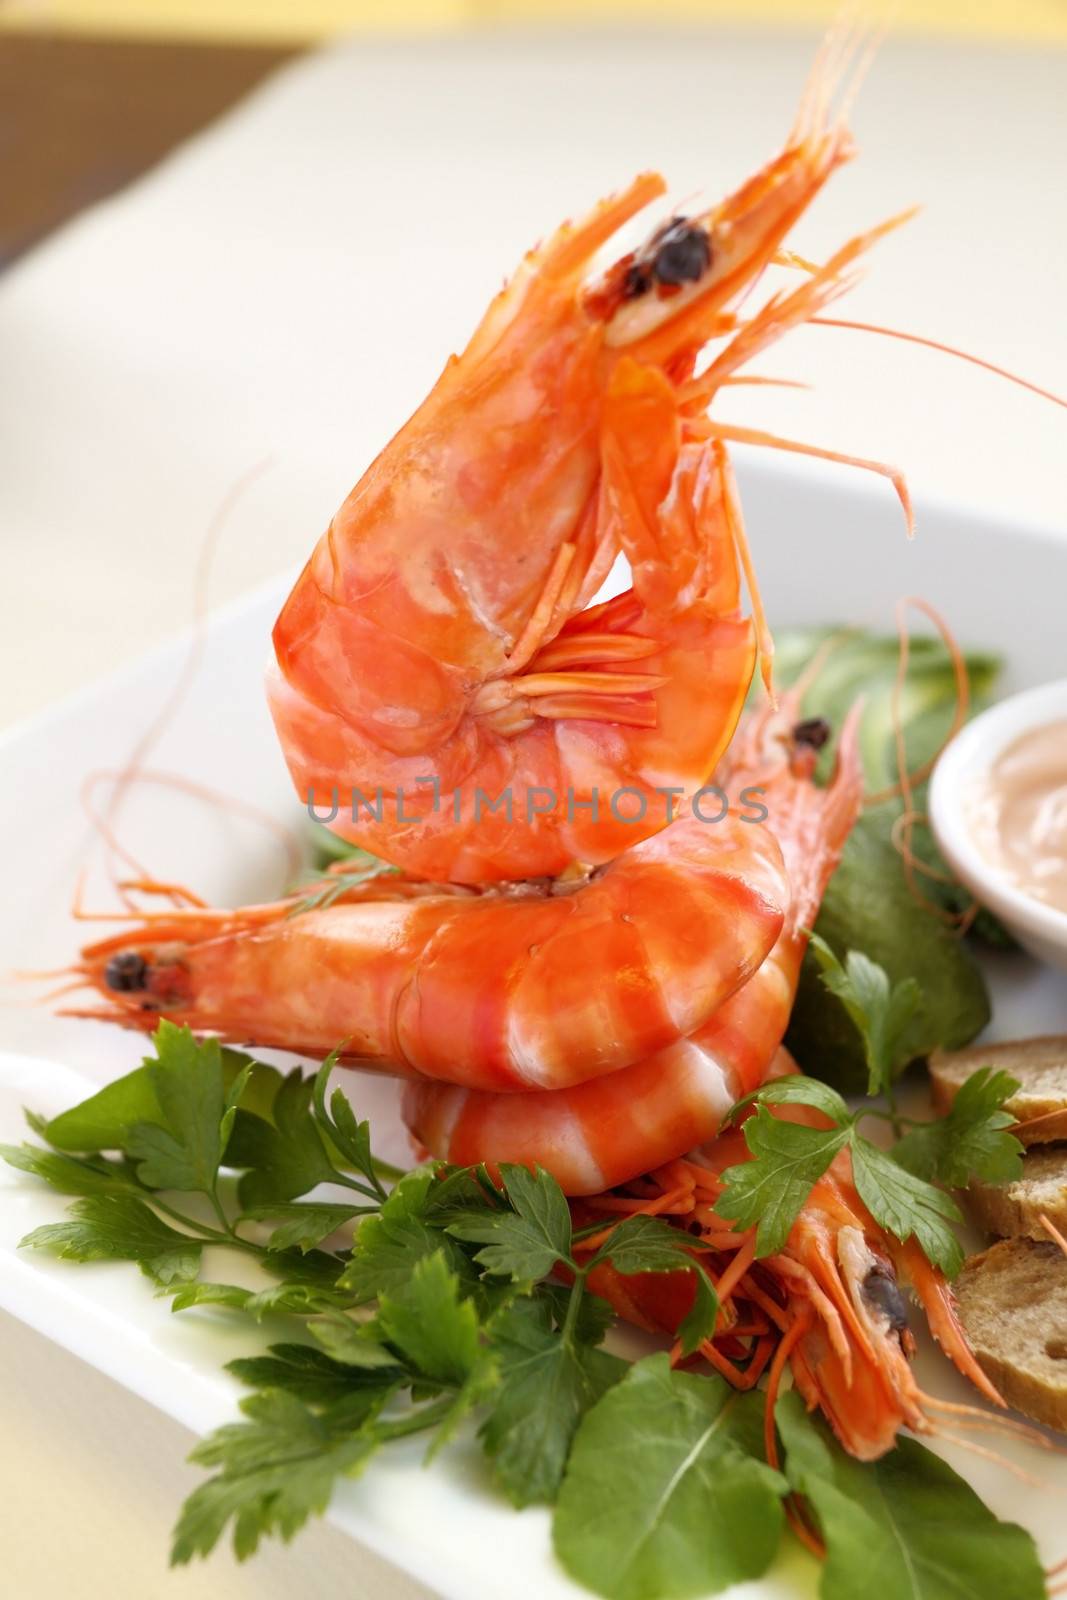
(579, 1102), (1003, 1463)
(403, 692), (862, 1191)
(767, 1149), (1003, 1459)
(67, 807), (786, 1091)
(268, 36), (906, 885)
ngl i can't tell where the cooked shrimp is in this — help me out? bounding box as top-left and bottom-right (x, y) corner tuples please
(268, 42), (905, 884)
(403, 693), (862, 1191)
(579, 1105), (1002, 1463)
(67, 808), (786, 1091)
(772, 1155), (1003, 1459)
(703, 1120), (1002, 1459)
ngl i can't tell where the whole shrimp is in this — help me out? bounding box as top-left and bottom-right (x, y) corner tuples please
(581, 1106), (1004, 1463)
(403, 690), (862, 1190)
(71, 805), (786, 1090)
(269, 42), (909, 885)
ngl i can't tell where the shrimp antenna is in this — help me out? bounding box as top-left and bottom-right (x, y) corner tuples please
(811, 317), (1067, 411)
(924, 1394), (1067, 1455)
(794, 5), (870, 141)
(1042, 1213), (1067, 1259)
(932, 1427), (1061, 1492)
(83, 458), (274, 901)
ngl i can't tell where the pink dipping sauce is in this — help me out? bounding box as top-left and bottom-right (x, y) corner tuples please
(968, 718), (1067, 914)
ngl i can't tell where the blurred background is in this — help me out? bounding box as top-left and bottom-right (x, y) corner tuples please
(0, 5), (1064, 1592)
(3, 0), (1065, 272)
(2, 0), (1065, 732)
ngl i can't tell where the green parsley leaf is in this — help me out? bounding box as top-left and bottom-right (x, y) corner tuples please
(377, 1250), (481, 1388)
(480, 1297), (625, 1506)
(308, 1051), (385, 1200)
(424, 1355), (500, 1463)
(584, 1215), (719, 1354)
(21, 1194), (202, 1286)
(187, 1248), (351, 1319)
(553, 1355), (785, 1600)
(229, 1071), (338, 1208)
(288, 850), (400, 916)
(262, 1243), (349, 1287)
(43, 1064), (164, 1152)
(418, 1164), (505, 1226)
(172, 1247), (347, 1319)
(892, 1067), (1024, 1187)
(584, 1213), (696, 1274)
(43, 1035), (257, 1154)
(126, 1023), (229, 1194)
(728, 1074), (851, 1128)
(172, 1390), (382, 1563)
(447, 1163), (572, 1281)
(809, 935), (921, 1098)
(239, 1202), (370, 1253)
(339, 1169), (474, 1304)
(0, 1142), (140, 1197)
(788, 823), (991, 1093)
(718, 1077), (974, 1277)
(850, 1135), (965, 1277)
(776, 1389), (1045, 1599)
(306, 1314), (403, 1370)
(677, 1270), (720, 1359)
(169, 1282), (253, 1313)
(326, 1090), (376, 1174)
(240, 1282), (353, 1320)
(717, 1107), (851, 1257)
(537, 1282), (617, 1345)
(228, 1344), (400, 1406)
(373, 1239), (496, 1460)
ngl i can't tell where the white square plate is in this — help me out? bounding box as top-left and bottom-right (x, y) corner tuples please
(2, 459), (1066, 1599)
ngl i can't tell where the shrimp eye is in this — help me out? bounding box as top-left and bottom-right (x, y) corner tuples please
(652, 219), (711, 286)
(104, 951), (149, 992)
(793, 716), (832, 752)
(861, 1264), (910, 1334)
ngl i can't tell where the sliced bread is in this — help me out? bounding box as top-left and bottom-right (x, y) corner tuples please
(965, 1144), (1067, 1240)
(955, 1237), (1067, 1432)
(930, 1036), (1067, 1142)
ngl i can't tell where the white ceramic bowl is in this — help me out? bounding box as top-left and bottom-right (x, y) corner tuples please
(930, 679), (1067, 971)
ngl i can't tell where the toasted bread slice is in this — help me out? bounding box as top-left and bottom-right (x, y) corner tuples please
(955, 1237), (1067, 1432)
(965, 1144), (1067, 1240)
(930, 1036), (1067, 1142)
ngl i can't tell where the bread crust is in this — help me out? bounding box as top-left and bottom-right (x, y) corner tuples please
(930, 1036), (1067, 1143)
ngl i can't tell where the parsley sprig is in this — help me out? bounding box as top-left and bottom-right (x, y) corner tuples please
(717, 945), (1024, 1274)
(808, 933), (921, 1127)
(287, 845), (400, 917)
(2, 1015), (1042, 1598)
(2, 1024), (722, 1561)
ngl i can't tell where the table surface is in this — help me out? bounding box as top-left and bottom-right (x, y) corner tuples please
(0, 31), (297, 269)
(0, 24), (1065, 1600)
